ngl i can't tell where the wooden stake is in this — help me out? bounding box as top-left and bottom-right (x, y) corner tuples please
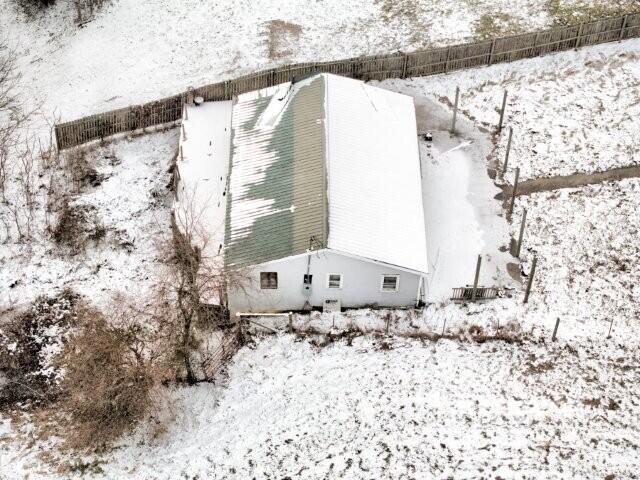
(183, 103), (188, 121)
(619, 14), (629, 41)
(503, 127), (513, 174)
(498, 90), (508, 131)
(523, 256), (537, 304)
(516, 208), (527, 258)
(551, 318), (560, 341)
(471, 255), (482, 302)
(180, 145), (183, 161)
(607, 318), (614, 338)
(182, 124), (186, 141)
(402, 54), (409, 79)
(451, 86), (460, 134)
(508, 167), (520, 220)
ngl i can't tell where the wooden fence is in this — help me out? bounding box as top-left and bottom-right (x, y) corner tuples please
(55, 12), (640, 150)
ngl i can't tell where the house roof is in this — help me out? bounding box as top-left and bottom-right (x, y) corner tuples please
(225, 73), (428, 274)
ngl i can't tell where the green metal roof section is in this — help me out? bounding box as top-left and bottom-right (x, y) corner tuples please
(225, 75), (327, 267)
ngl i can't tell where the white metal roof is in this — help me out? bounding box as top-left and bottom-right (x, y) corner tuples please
(325, 74), (428, 274)
(219, 73), (428, 274)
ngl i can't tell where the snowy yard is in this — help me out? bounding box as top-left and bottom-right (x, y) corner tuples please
(512, 178), (640, 329)
(2, 2), (640, 479)
(1, 0), (637, 127)
(0, 130), (177, 309)
(383, 38), (640, 181)
(5, 333), (635, 479)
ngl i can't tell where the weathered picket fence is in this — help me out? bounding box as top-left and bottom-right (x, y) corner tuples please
(55, 13), (640, 150)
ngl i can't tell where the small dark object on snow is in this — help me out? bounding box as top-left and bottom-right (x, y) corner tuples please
(422, 132), (433, 142)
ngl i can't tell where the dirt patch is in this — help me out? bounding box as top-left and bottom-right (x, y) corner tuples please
(496, 165), (640, 200)
(263, 20), (302, 61)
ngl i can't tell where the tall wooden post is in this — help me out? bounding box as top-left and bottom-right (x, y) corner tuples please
(503, 127), (513, 174)
(181, 124), (186, 141)
(451, 87), (460, 134)
(516, 208), (527, 258)
(498, 90), (508, 131)
(402, 54), (409, 79)
(551, 318), (560, 341)
(523, 256), (537, 304)
(183, 103), (188, 121)
(471, 255), (482, 302)
(508, 167), (520, 220)
(620, 14), (629, 41)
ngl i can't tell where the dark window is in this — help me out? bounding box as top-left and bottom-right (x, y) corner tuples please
(327, 274), (343, 289)
(260, 272), (278, 289)
(303, 274), (313, 285)
(381, 275), (399, 292)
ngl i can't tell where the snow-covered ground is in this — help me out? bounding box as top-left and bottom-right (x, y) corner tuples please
(383, 38), (640, 181)
(420, 131), (517, 301)
(6, 333), (638, 479)
(512, 178), (640, 328)
(0, 130), (177, 309)
(1, 0), (635, 126)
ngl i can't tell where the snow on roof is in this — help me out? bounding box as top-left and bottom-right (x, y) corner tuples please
(325, 74), (428, 274)
(225, 73), (427, 274)
(174, 101), (233, 264)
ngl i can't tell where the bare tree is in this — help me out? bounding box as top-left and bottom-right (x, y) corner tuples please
(153, 189), (248, 384)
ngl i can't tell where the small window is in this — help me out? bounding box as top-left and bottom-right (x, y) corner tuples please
(327, 273), (343, 289)
(260, 272), (278, 289)
(303, 274), (313, 285)
(381, 275), (399, 292)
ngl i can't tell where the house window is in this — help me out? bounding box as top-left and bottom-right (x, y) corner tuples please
(327, 273), (343, 289)
(303, 274), (313, 285)
(260, 272), (278, 289)
(381, 275), (400, 292)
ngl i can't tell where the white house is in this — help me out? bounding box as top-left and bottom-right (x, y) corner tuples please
(174, 73), (428, 313)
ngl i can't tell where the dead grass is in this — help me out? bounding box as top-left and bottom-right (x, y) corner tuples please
(263, 20), (302, 61)
(545, 0), (640, 26)
(473, 13), (526, 40)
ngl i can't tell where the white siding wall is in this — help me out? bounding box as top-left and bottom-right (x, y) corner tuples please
(228, 250), (423, 314)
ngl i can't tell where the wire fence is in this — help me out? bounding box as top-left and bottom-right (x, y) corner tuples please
(55, 13), (640, 150)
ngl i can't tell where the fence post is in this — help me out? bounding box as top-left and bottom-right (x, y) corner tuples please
(551, 318), (560, 341)
(471, 255), (482, 302)
(451, 86), (460, 134)
(444, 45), (452, 72)
(271, 69), (276, 86)
(498, 90), (508, 131)
(516, 208), (527, 258)
(620, 14), (629, 41)
(523, 256), (537, 304)
(502, 126), (513, 174)
(576, 23), (584, 48)
(180, 145), (184, 161)
(488, 38), (496, 65)
(508, 167), (520, 220)
(181, 124), (186, 141)
(402, 54), (409, 79)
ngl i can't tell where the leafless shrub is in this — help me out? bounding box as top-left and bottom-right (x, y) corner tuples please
(51, 199), (105, 254)
(57, 305), (158, 451)
(0, 289), (80, 408)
